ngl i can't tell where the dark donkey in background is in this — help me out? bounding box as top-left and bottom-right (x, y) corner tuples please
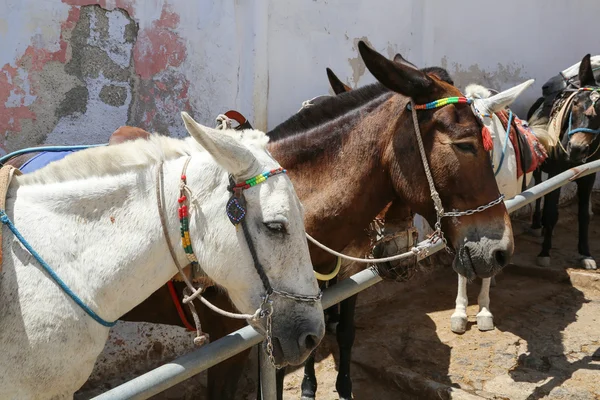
(8, 42), (514, 400)
(528, 54), (600, 270)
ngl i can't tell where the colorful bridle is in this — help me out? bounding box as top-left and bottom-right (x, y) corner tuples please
(172, 159), (321, 367)
(406, 96), (472, 111)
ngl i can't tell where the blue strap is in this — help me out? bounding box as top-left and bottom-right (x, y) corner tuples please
(0, 144), (107, 166)
(494, 111), (513, 177)
(0, 210), (117, 327)
(567, 111), (600, 137)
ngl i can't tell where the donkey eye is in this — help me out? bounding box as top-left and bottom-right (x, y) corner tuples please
(264, 222), (287, 234)
(453, 142), (476, 154)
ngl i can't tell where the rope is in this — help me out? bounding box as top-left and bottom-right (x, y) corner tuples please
(0, 144), (107, 165)
(215, 114), (233, 130)
(183, 287), (209, 346)
(494, 111), (513, 177)
(410, 99), (447, 246)
(197, 295), (256, 320)
(0, 210), (117, 327)
(306, 233), (425, 263)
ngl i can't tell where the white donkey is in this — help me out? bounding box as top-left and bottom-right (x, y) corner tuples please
(0, 113), (324, 399)
(448, 79), (537, 333)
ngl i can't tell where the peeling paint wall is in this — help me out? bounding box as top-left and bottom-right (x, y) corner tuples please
(0, 0), (258, 153)
(2, 0), (600, 397)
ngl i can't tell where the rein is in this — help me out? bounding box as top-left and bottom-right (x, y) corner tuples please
(157, 157), (322, 367)
(0, 165), (117, 327)
(493, 111), (513, 177)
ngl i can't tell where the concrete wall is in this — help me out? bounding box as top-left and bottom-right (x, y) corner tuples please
(2, 0), (600, 397)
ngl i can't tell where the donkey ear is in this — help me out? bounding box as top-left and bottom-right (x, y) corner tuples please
(181, 112), (260, 179)
(578, 54), (596, 87)
(326, 68), (352, 95)
(393, 53), (419, 70)
(358, 41), (433, 100)
(481, 79), (535, 113)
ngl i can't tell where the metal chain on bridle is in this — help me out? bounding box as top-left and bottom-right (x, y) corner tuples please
(157, 153), (322, 368)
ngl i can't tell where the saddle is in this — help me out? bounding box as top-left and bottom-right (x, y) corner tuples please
(495, 110), (548, 182)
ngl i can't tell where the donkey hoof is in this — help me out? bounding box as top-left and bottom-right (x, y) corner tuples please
(450, 315), (468, 334)
(581, 257), (597, 270)
(476, 315), (494, 331)
(536, 256), (551, 267)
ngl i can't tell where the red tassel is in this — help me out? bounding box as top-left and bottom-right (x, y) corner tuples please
(481, 126), (494, 152)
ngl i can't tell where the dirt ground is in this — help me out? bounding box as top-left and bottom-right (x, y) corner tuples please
(252, 201), (600, 400)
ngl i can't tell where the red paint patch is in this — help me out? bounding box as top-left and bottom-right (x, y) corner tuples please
(133, 4), (186, 79)
(0, 66), (36, 133)
(0, 5), (82, 133)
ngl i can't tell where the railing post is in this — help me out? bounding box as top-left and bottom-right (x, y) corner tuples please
(258, 346), (277, 400)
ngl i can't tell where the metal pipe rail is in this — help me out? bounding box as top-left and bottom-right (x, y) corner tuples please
(92, 159), (600, 400)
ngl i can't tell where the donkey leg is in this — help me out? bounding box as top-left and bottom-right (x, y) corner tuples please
(531, 169), (544, 231)
(476, 277), (494, 331)
(576, 173), (597, 270)
(537, 181), (560, 267)
(300, 353), (317, 400)
(450, 274), (469, 333)
(325, 276), (340, 334)
(335, 295), (357, 400)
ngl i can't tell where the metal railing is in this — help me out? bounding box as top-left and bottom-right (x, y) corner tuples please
(92, 159), (600, 400)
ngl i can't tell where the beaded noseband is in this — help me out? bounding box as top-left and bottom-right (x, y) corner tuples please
(167, 158), (322, 367)
(407, 96), (505, 252)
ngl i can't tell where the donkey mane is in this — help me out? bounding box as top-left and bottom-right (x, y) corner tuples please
(269, 64), (455, 143)
(268, 82), (391, 142)
(465, 84), (492, 99)
(19, 129), (270, 185)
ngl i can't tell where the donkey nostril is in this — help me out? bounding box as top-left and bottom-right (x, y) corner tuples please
(301, 333), (319, 352)
(493, 249), (509, 268)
